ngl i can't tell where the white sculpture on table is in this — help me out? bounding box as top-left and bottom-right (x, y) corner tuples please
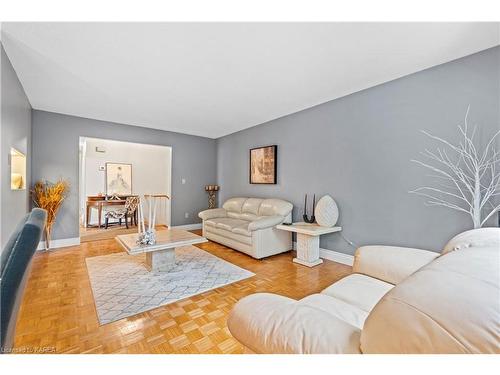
(315, 195), (339, 227)
(137, 194), (170, 245)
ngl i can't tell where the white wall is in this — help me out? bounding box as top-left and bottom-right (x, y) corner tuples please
(81, 138), (171, 226)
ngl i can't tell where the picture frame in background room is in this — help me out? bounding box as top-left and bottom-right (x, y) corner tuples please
(249, 145), (277, 184)
(106, 162), (133, 195)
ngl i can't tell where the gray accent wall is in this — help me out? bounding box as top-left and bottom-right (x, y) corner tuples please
(31, 110), (217, 241)
(217, 46), (500, 255)
(1, 44), (32, 250)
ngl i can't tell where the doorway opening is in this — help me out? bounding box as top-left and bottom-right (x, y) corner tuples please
(78, 137), (172, 242)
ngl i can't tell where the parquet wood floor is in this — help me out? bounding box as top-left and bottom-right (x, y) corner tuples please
(13, 230), (351, 354)
(79, 224), (167, 243)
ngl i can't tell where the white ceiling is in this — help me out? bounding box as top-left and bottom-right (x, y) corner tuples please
(2, 22), (499, 138)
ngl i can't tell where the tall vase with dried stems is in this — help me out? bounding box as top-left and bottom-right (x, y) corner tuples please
(31, 180), (69, 250)
(410, 106), (500, 228)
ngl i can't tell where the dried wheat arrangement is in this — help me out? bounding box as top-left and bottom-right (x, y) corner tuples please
(31, 179), (69, 250)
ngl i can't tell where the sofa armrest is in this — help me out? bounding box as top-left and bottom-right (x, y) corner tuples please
(227, 293), (361, 354)
(353, 245), (439, 285)
(198, 208), (227, 220)
(247, 216), (284, 231)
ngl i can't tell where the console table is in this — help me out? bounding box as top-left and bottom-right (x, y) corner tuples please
(86, 195), (135, 228)
(276, 222), (342, 267)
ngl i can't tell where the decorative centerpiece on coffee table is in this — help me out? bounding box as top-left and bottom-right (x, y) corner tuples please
(136, 194), (169, 246)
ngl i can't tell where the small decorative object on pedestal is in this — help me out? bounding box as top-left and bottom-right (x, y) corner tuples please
(205, 185), (220, 209)
(315, 195), (339, 227)
(303, 194), (316, 223)
(136, 194), (169, 246)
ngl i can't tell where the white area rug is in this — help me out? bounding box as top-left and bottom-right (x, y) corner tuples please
(85, 245), (254, 324)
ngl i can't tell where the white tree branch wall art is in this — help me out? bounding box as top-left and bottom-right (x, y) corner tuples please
(410, 107), (500, 229)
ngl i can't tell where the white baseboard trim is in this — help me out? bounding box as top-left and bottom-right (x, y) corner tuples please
(37, 237), (81, 251)
(172, 223), (202, 231)
(292, 242), (354, 266)
(319, 249), (354, 266)
(37, 225), (201, 251)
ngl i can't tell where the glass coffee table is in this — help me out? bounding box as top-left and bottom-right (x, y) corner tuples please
(116, 228), (208, 272)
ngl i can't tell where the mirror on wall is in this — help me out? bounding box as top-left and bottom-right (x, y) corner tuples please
(10, 147), (26, 190)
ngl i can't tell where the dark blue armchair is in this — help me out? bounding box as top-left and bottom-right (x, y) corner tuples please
(1, 208), (47, 352)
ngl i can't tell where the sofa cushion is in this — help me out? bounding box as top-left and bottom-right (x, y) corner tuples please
(442, 227), (500, 254)
(242, 198), (263, 215)
(205, 217), (249, 229)
(299, 294), (368, 329)
(353, 245), (439, 285)
(198, 208), (227, 221)
(203, 217), (254, 237)
(204, 225), (253, 245)
(232, 223), (251, 236)
(214, 218), (249, 232)
(321, 274), (393, 313)
(227, 293), (361, 354)
(258, 199), (293, 217)
(361, 244), (500, 354)
(223, 197), (247, 213)
(237, 213), (259, 222)
(204, 218), (219, 227)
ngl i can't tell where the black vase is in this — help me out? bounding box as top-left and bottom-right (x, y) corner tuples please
(303, 194), (316, 223)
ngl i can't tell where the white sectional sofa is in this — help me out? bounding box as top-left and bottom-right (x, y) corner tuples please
(198, 197), (293, 259)
(227, 228), (500, 353)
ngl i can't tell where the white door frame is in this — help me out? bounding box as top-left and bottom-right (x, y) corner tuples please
(78, 136), (172, 230)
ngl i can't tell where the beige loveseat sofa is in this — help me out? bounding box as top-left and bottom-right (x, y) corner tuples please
(198, 197), (293, 259)
(227, 228), (500, 353)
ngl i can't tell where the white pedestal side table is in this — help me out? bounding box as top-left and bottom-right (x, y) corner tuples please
(276, 222), (342, 267)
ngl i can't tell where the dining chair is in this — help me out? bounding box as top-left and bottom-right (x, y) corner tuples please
(104, 196), (140, 229)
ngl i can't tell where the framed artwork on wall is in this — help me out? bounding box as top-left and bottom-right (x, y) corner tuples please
(106, 162), (132, 195)
(249, 145), (277, 184)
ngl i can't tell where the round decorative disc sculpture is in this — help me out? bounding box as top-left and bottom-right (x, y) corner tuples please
(315, 195), (339, 227)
